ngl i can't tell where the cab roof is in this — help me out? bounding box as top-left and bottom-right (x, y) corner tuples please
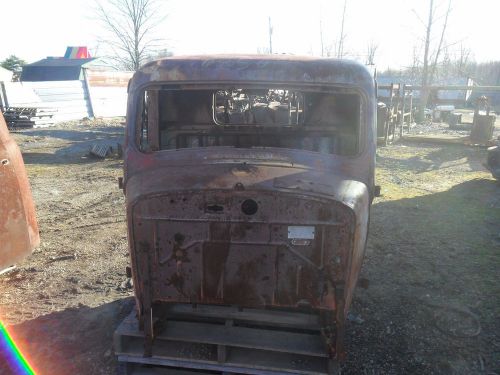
(130, 54), (375, 93)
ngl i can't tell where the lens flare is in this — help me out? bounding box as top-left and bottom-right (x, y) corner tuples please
(0, 320), (35, 375)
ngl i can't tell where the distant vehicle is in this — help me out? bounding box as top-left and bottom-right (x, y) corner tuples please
(0, 112), (39, 272)
(116, 55), (377, 374)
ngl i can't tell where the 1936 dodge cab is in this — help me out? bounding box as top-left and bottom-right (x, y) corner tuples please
(119, 55), (376, 374)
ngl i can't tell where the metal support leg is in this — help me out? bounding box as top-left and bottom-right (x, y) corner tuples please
(218, 319), (233, 363)
(335, 285), (346, 362)
(143, 307), (153, 357)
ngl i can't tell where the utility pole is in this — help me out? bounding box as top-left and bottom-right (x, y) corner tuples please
(268, 17), (273, 54)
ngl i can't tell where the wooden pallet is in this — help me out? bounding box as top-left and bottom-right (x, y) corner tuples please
(3, 106), (57, 128)
(114, 304), (336, 375)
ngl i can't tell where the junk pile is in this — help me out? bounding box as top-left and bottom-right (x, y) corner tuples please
(485, 137), (500, 180)
(3, 107), (56, 128)
(470, 96), (496, 143)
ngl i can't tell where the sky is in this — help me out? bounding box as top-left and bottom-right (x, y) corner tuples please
(1, 0), (499, 70)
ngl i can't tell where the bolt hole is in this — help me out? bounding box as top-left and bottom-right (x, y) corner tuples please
(241, 199), (258, 215)
(206, 204), (224, 213)
(174, 233), (185, 243)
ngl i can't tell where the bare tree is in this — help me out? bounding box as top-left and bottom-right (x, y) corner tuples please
(366, 42), (378, 65)
(95, 0), (167, 70)
(318, 11), (335, 58)
(417, 0), (452, 121)
(320, 19), (325, 57)
(268, 17), (274, 54)
(417, 0), (434, 121)
(428, 0), (452, 87)
(336, 0), (347, 58)
(456, 44), (471, 73)
(409, 45), (422, 83)
(325, 42), (336, 58)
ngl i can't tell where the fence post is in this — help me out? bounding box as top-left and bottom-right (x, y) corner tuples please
(408, 88), (413, 132)
(82, 68), (95, 119)
(400, 85), (405, 139)
(0, 82), (9, 111)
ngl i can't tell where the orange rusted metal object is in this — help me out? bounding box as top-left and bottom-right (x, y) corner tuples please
(124, 55), (376, 366)
(0, 112), (39, 271)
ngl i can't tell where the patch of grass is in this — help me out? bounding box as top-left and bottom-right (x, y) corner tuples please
(373, 143), (500, 321)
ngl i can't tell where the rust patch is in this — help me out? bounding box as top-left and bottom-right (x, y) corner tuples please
(0, 113), (39, 271)
(125, 55), (376, 361)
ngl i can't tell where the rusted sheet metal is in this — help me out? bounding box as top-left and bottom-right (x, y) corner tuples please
(131, 55), (375, 91)
(0, 113), (39, 271)
(124, 55), (376, 364)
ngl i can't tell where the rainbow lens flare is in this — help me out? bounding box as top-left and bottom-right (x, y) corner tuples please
(0, 320), (35, 375)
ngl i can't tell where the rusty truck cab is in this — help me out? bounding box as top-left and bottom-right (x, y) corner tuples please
(0, 113), (39, 272)
(124, 55), (376, 364)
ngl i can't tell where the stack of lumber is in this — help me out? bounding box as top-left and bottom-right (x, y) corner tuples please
(2, 107), (57, 128)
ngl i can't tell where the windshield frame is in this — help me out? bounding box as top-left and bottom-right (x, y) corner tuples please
(131, 82), (370, 158)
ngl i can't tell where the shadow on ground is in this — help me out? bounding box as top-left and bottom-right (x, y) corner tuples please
(1, 180), (498, 375)
(343, 178), (499, 375)
(0, 298), (134, 375)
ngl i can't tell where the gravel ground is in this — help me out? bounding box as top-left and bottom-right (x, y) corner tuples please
(0, 121), (498, 375)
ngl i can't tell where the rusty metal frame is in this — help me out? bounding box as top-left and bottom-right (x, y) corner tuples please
(123, 56), (376, 366)
(132, 82), (371, 160)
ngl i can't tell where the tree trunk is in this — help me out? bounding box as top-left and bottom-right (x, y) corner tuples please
(337, 0), (347, 59)
(417, 0), (434, 123)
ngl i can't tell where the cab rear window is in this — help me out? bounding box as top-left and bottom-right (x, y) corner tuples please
(138, 87), (361, 156)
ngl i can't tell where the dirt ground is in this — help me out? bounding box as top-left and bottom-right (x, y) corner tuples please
(0, 121), (498, 375)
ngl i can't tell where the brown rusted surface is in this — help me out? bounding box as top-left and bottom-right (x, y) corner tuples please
(124, 55), (376, 362)
(471, 96), (496, 143)
(0, 112), (39, 271)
